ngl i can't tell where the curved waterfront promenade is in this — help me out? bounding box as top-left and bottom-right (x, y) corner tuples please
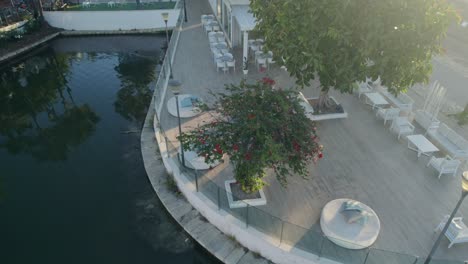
(141, 0), (468, 262)
(141, 99), (276, 264)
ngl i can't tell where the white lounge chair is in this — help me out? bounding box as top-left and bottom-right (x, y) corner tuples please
(376, 107), (400, 125)
(357, 81), (374, 98)
(390, 117), (415, 140)
(426, 155), (461, 179)
(435, 216), (468, 248)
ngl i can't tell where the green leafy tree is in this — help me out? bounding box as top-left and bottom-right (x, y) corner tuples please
(250, 0), (458, 110)
(179, 79), (323, 193)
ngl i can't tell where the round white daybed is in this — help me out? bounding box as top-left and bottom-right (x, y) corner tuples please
(167, 94), (203, 118)
(320, 198), (381, 249)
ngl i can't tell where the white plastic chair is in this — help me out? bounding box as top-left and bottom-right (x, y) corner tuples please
(256, 57), (267, 71)
(426, 155), (461, 179)
(435, 216), (468, 248)
(250, 45), (259, 55)
(267, 51), (275, 69)
(204, 25), (213, 34)
(201, 15), (213, 25)
(390, 117), (415, 140)
(216, 60), (226, 73)
(208, 31), (217, 38)
(226, 59), (235, 73)
(376, 107), (400, 125)
(209, 37), (218, 44)
(356, 81), (373, 99)
(213, 52), (222, 64)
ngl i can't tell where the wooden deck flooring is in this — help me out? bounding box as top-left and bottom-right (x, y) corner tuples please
(159, 0), (468, 261)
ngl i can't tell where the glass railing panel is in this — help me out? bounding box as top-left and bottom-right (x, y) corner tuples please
(198, 176), (219, 205)
(219, 185), (247, 224)
(281, 222), (323, 255)
(320, 236), (369, 264)
(365, 249), (418, 264)
(422, 259), (466, 264)
(247, 206), (282, 240)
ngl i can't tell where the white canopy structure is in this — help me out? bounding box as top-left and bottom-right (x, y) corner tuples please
(206, 0), (257, 66)
(231, 5), (256, 31)
(231, 5), (257, 65)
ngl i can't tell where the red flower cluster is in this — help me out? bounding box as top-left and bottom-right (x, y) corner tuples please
(247, 113), (256, 120)
(215, 144), (223, 154)
(198, 137), (206, 144)
(233, 144), (239, 151)
(262, 77), (276, 86)
(245, 152), (252, 160)
(293, 141), (301, 152)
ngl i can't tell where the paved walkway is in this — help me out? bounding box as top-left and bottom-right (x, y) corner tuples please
(160, 0), (468, 261)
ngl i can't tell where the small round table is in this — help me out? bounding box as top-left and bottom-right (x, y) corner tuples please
(167, 94), (203, 118)
(320, 198), (381, 249)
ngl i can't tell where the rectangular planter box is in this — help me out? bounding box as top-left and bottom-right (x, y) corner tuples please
(308, 96), (348, 121)
(224, 180), (266, 208)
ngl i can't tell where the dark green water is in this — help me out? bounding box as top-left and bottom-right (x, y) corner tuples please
(0, 36), (219, 264)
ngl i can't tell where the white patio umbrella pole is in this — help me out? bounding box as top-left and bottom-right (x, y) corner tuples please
(243, 31), (249, 72)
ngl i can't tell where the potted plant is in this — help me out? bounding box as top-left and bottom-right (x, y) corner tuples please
(242, 56), (248, 75)
(178, 79), (323, 206)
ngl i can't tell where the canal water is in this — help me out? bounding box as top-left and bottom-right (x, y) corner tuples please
(0, 36), (219, 264)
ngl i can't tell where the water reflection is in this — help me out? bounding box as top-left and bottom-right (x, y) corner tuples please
(0, 36), (220, 263)
(114, 52), (158, 124)
(0, 51), (100, 161)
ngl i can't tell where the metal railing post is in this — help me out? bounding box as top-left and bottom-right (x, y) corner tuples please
(195, 171), (199, 192)
(279, 221), (284, 246)
(318, 235), (326, 258)
(246, 205), (249, 228)
(164, 136), (169, 157)
(363, 250), (370, 264)
(217, 187), (220, 210)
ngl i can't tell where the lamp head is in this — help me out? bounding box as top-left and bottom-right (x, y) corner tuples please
(161, 12), (169, 23)
(462, 171), (468, 194)
(168, 79), (182, 95)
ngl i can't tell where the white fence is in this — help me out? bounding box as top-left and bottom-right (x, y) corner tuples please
(43, 9), (180, 31)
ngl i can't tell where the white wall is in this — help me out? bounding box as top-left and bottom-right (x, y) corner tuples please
(225, 0), (249, 5)
(44, 9), (180, 31)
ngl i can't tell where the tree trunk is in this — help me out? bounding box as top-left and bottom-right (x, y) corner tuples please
(316, 89), (332, 113)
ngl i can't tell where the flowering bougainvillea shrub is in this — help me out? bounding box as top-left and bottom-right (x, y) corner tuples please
(178, 78), (323, 193)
